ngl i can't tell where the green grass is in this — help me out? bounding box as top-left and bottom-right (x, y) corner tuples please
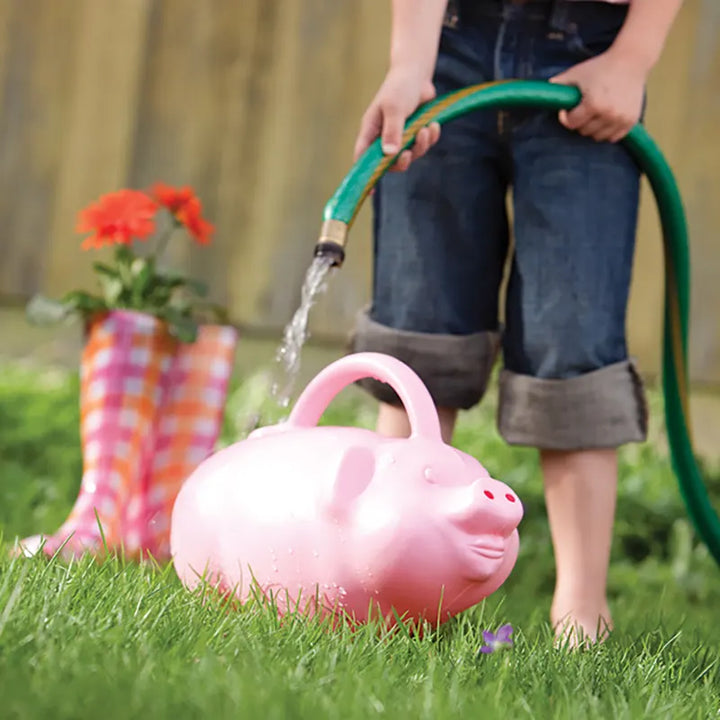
(1, 361), (720, 719)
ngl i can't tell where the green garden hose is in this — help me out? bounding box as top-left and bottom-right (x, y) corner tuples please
(314, 79), (720, 566)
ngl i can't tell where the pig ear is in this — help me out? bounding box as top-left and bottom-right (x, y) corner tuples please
(325, 447), (376, 519)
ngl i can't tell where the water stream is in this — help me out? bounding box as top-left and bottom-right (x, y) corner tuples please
(241, 254), (335, 435)
(271, 254), (335, 408)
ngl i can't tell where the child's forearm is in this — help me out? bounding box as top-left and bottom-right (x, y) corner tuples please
(610, 0), (684, 71)
(389, 0), (448, 78)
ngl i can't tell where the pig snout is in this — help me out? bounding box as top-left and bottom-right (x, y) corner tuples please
(445, 477), (523, 538)
(437, 476), (523, 586)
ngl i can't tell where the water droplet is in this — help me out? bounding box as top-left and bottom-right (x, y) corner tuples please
(272, 565), (278, 572)
(424, 467), (433, 480)
(288, 548), (294, 555)
(312, 550), (319, 558)
(338, 587), (347, 596)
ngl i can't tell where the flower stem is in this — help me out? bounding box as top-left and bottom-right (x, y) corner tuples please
(153, 218), (181, 264)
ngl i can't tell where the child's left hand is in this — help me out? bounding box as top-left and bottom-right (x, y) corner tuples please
(549, 48), (648, 143)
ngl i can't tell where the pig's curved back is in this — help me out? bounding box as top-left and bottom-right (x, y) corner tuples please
(287, 352), (442, 440)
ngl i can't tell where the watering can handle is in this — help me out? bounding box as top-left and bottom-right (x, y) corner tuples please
(286, 352), (443, 441)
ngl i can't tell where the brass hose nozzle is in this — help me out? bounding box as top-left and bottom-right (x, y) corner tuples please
(313, 219), (348, 268)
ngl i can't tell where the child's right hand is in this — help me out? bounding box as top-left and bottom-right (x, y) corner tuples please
(353, 66), (442, 172)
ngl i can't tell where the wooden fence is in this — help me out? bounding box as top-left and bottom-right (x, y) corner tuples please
(0, 0), (718, 385)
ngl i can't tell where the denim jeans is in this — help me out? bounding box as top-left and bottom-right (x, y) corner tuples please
(352, 0), (648, 449)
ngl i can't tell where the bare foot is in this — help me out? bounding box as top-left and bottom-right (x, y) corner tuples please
(551, 604), (613, 649)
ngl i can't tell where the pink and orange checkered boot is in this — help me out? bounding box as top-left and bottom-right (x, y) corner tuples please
(19, 311), (175, 559)
(123, 325), (237, 561)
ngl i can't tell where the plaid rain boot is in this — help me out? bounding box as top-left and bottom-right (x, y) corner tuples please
(19, 311), (175, 559)
(123, 324), (237, 561)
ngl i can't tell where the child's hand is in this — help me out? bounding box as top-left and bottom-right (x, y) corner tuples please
(354, 66), (441, 172)
(550, 48), (648, 143)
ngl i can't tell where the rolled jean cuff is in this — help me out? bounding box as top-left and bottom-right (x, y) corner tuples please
(498, 360), (648, 450)
(350, 310), (500, 409)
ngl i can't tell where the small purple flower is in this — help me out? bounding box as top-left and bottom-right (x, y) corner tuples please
(479, 624), (514, 654)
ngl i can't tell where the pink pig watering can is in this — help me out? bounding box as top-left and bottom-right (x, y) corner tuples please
(171, 352), (523, 628)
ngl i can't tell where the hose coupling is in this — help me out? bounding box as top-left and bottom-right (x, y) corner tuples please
(313, 219), (348, 268)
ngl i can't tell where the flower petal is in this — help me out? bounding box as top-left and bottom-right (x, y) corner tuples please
(496, 624), (514, 643)
(75, 189), (158, 249)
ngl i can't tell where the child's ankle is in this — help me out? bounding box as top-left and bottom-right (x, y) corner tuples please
(551, 598), (613, 647)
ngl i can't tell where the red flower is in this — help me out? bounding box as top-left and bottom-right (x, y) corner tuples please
(77, 190), (158, 250)
(151, 183), (194, 215)
(151, 182), (214, 245)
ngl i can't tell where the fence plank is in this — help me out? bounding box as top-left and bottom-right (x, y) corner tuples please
(0, 0), (81, 296)
(43, 0), (151, 298)
(224, 0), (390, 338)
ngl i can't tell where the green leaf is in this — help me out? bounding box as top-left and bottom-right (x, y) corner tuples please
(173, 324), (198, 343)
(160, 308), (199, 343)
(146, 286), (172, 307)
(168, 297), (191, 315)
(92, 262), (120, 280)
(154, 272), (208, 298)
(25, 295), (74, 325)
(153, 276), (185, 291)
(98, 274), (125, 305)
(60, 290), (107, 314)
